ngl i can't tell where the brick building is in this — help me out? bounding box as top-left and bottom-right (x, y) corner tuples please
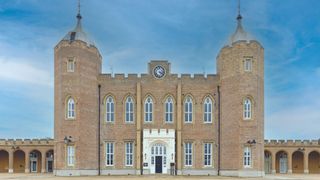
(0, 2), (319, 177)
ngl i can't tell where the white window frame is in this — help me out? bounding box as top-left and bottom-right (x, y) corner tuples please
(125, 142), (133, 166)
(184, 142), (193, 166)
(67, 97), (75, 119)
(106, 142), (114, 166)
(144, 96), (153, 122)
(243, 98), (252, 120)
(184, 97), (193, 123)
(106, 96), (114, 122)
(165, 96), (174, 123)
(204, 143), (213, 167)
(203, 97), (213, 123)
(67, 58), (75, 72)
(244, 59), (252, 72)
(243, 146), (252, 168)
(67, 145), (75, 166)
(125, 97), (134, 123)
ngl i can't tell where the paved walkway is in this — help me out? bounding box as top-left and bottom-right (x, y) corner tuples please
(0, 174), (319, 180)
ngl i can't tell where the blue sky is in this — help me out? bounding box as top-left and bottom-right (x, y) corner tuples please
(0, 0), (319, 140)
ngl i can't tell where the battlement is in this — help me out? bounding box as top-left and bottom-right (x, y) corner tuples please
(264, 139), (320, 146)
(143, 129), (175, 139)
(0, 138), (54, 146)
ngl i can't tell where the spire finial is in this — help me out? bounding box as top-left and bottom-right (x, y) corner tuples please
(237, 0), (242, 21)
(76, 0), (82, 20)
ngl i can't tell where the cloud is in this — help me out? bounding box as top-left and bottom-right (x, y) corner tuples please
(0, 57), (52, 87)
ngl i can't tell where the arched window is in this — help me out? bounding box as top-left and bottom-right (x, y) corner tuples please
(243, 98), (252, 120)
(125, 96), (134, 123)
(106, 96), (114, 122)
(144, 96), (153, 122)
(203, 97), (213, 123)
(184, 96), (193, 123)
(67, 97), (75, 119)
(165, 96), (173, 123)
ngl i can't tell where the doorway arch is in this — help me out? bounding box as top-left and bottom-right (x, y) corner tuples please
(150, 143), (167, 174)
(0, 150), (9, 173)
(13, 150), (25, 173)
(308, 151), (320, 173)
(292, 151), (304, 173)
(276, 151), (288, 174)
(29, 150), (42, 173)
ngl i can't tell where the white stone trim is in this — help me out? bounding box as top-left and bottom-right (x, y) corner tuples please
(181, 169), (217, 176)
(220, 170), (264, 177)
(54, 170), (98, 176)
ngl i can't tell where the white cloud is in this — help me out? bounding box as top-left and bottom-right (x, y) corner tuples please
(0, 57), (52, 87)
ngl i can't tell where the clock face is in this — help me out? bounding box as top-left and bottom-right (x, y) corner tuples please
(153, 65), (166, 79)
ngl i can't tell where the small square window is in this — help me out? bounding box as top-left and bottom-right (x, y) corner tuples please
(244, 59), (252, 72)
(67, 58), (75, 72)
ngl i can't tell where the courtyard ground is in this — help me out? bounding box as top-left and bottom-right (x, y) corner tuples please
(0, 174), (320, 180)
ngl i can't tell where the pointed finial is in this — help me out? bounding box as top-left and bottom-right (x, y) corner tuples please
(237, 0), (242, 21)
(76, 0), (82, 20)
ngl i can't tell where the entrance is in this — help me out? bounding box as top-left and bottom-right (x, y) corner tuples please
(155, 156), (162, 173)
(264, 151), (272, 174)
(46, 150), (54, 173)
(279, 153), (288, 173)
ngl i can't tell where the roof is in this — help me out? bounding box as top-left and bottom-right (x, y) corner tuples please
(227, 14), (255, 46)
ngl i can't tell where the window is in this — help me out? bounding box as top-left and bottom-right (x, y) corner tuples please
(244, 59), (252, 72)
(165, 97), (173, 123)
(243, 98), (252, 120)
(243, 147), (252, 168)
(106, 96), (114, 122)
(184, 142), (192, 166)
(144, 96), (153, 122)
(125, 97), (134, 123)
(204, 143), (212, 166)
(184, 97), (193, 123)
(67, 97), (75, 119)
(67, 58), (75, 72)
(106, 142), (114, 166)
(125, 142), (133, 166)
(204, 97), (213, 123)
(67, 146), (75, 166)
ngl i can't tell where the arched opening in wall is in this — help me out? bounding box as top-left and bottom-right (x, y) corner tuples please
(276, 151), (288, 174)
(45, 150), (54, 173)
(29, 150), (42, 173)
(0, 150), (9, 173)
(264, 150), (272, 174)
(13, 150), (25, 173)
(308, 151), (320, 174)
(292, 151), (304, 173)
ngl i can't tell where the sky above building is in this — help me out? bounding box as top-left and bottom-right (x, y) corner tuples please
(0, 0), (319, 140)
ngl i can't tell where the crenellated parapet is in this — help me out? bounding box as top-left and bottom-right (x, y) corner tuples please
(0, 138), (54, 146)
(264, 139), (320, 147)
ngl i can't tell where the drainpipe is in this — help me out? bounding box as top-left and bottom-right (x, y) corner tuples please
(217, 85), (221, 176)
(98, 84), (101, 176)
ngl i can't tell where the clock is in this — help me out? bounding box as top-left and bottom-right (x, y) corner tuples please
(153, 65), (166, 79)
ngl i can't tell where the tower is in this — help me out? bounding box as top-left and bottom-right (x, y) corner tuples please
(54, 1), (102, 176)
(217, 2), (264, 177)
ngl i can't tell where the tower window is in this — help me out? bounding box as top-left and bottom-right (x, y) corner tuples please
(165, 96), (174, 123)
(125, 96), (134, 123)
(243, 146), (252, 168)
(106, 96), (115, 122)
(243, 98), (252, 120)
(67, 58), (75, 72)
(184, 96), (193, 123)
(244, 59), (252, 72)
(66, 97), (75, 119)
(144, 96), (153, 122)
(203, 97), (213, 123)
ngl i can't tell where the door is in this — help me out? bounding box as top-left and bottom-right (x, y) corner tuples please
(280, 156), (287, 173)
(155, 156), (162, 173)
(47, 160), (53, 173)
(30, 160), (37, 173)
(264, 153), (272, 174)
